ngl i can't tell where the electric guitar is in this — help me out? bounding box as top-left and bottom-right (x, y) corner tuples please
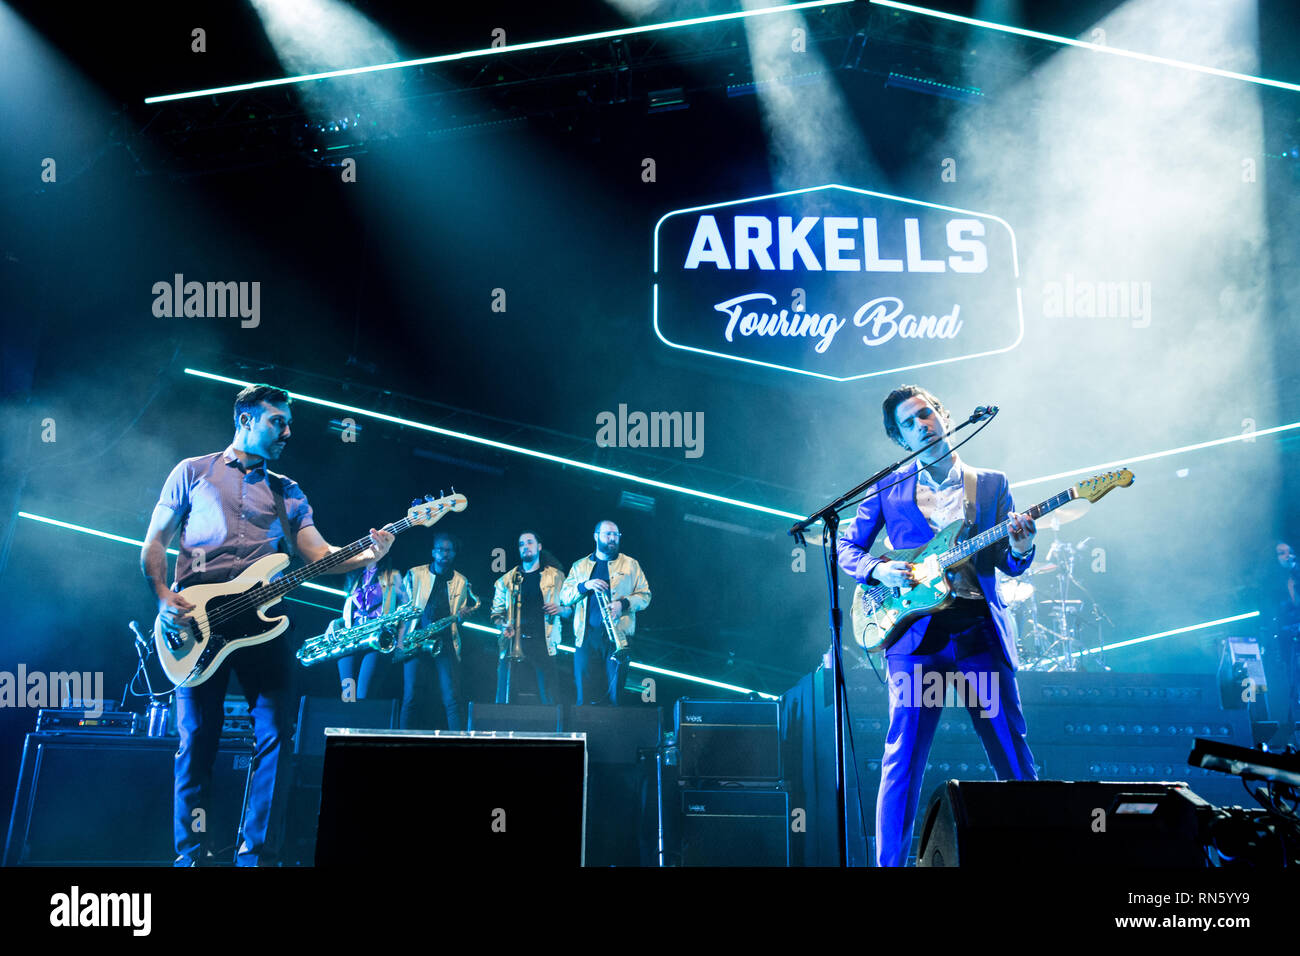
(154, 494), (467, 688)
(849, 470), (1133, 652)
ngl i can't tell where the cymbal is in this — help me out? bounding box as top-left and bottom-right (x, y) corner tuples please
(1035, 498), (1091, 531)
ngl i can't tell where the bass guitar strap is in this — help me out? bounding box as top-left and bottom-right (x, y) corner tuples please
(268, 472), (298, 559)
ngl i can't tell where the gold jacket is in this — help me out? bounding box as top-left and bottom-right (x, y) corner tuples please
(560, 553), (651, 650)
(490, 565), (567, 658)
(403, 565), (481, 660)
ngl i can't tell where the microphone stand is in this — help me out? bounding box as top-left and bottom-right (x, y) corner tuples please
(788, 408), (993, 866)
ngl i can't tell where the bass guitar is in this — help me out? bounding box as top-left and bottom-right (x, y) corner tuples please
(849, 470), (1132, 652)
(154, 493), (467, 688)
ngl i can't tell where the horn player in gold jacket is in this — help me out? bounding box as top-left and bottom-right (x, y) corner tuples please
(560, 519), (651, 706)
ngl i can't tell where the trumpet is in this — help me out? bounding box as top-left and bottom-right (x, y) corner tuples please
(296, 602), (420, 667)
(501, 572), (526, 661)
(591, 586), (627, 661)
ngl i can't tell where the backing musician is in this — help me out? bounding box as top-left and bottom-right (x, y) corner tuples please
(491, 531), (566, 705)
(837, 385), (1037, 867)
(336, 554), (407, 702)
(398, 532), (481, 730)
(141, 384), (393, 866)
(561, 520), (651, 706)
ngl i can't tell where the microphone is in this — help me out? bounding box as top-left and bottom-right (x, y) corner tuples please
(971, 405), (998, 421)
(129, 620), (149, 648)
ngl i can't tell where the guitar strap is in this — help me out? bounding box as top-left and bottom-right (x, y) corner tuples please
(267, 472), (297, 559)
(961, 466), (978, 538)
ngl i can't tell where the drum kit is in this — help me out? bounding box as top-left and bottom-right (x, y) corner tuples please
(996, 500), (1112, 671)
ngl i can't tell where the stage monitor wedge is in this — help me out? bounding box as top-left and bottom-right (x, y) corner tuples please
(315, 730), (587, 866)
(916, 779), (1214, 867)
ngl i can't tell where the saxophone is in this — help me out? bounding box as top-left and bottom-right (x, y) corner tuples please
(391, 615), (455, 663)
(394, 590), (481, 663)
(296, 602), (420, 667)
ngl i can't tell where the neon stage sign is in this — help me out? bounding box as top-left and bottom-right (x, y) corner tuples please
(653, 184), (1022, 382)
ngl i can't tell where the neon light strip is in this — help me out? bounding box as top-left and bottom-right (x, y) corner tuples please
(185, 368), (804, 521)
(870, 1), (1300, 94)
(628, 659), (780, 700)
(284, 595), (347, 613)
(18, 513), (775, 698)
(469, 622), (777, 697)
(1011, 421), (1300, 490)
(144, 1), (854, 103)
(16, 511), (347, 596)
(1039, 611), (1260, 665)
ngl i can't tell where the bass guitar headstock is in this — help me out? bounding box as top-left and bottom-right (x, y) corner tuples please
(407, 492), (469, 527)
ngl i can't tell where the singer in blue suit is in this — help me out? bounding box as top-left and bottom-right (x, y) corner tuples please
(837, 385), (1038, 867)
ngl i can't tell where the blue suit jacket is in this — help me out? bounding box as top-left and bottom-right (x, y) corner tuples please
(836, 461), (1035, 669)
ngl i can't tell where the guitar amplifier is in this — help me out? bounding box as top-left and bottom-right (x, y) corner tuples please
(35, 709), (139, 735)
(681, 789), (790, 866)
(4, 733), (252, 866)
(675, 698), (781, 782)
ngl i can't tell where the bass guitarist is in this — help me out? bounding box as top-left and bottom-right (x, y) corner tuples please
(836, 385), (1037, 867)
(141, 384), (394, 867)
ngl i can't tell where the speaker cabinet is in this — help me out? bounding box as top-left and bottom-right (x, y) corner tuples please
(281, 696), (401, 866)
(680, 789), (790, 866)
(292, 696), (400, 758)
(567, 706), (661, 765)
(315, 730), (587, 866)
(4, 733), (252, 866)
(467, 702), (563, 733)
(916, 779), (1213, 867)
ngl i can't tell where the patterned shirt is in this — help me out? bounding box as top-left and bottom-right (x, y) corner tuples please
(156, 446), (314, 589)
